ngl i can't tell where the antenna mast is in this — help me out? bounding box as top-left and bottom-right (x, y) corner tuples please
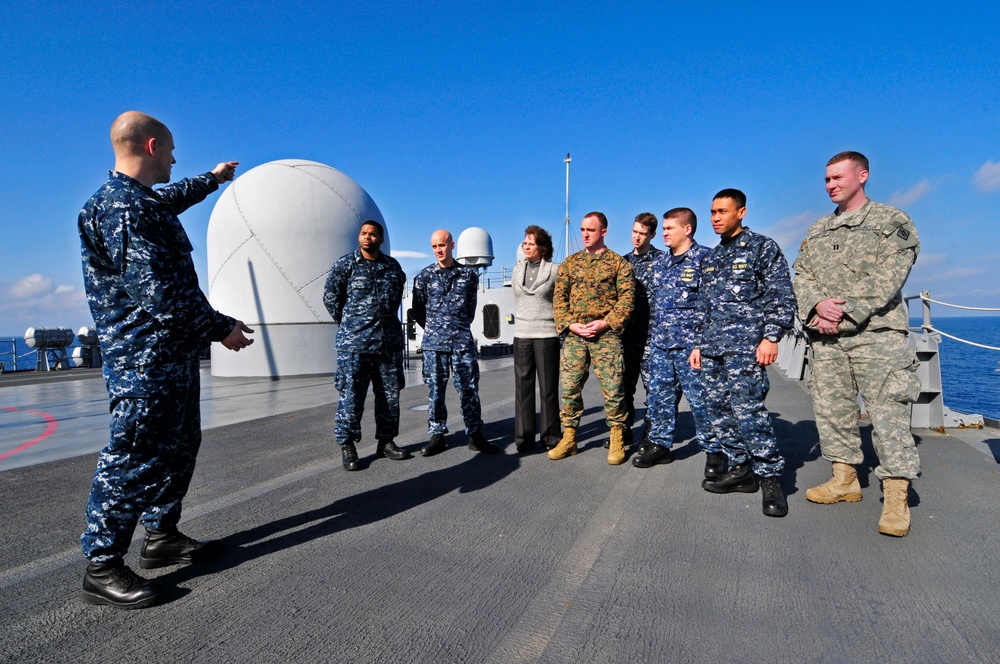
(563, 152), (571, 260)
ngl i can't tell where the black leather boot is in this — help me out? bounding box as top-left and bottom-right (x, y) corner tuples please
(139, 527), (225, 569)
(704, 452), (727, 479)
(420, 434), (447, 457)
(376, 439), (411, 460)
(631, 444), (673, 468)
(342, 441), (361, 470)
(702, 461), (758, 494)
(82, 559), (164, 609)
(468, 431), (499, 454)
(760, 476), (788, 517)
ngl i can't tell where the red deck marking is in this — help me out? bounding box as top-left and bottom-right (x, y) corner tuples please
(0, 407), (59, 461)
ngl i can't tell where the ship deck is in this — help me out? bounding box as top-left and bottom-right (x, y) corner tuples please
(1, 359), (999, 663)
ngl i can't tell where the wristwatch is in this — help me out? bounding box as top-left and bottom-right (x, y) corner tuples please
(764, 334), (781, 343)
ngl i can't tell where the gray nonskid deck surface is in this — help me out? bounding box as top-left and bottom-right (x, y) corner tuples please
(1, 360), (999, 663)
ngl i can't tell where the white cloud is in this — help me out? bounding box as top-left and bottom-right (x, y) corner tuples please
(757, 211), (818, 257)
(391, 250), (430, 259)
(888, 179), (935, 208)
(974, 160), (1000, 192)
(10, 273), (54, 299)
(0, 275), (91, 334)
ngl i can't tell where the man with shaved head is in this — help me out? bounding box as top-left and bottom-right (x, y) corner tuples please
(78, 111), (254, 608)
(411, 229), (499, 456)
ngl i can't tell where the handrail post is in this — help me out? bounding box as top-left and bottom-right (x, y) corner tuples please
(921, 290), (932, 333)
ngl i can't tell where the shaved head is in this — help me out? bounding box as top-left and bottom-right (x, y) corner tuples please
(430, 229), (456, 267)
(431, 229), (453, 244)
(110, 111), (171, 157)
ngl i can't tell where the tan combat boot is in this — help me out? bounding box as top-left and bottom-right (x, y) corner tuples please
(607, 426), (626, 465)
(547, 427), (578, 460)
(878, 478), (911, 537)
(805, 462), (862, 504)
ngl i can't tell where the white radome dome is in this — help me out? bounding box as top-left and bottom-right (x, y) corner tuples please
(456, 227), (494, 267)
(207, 159), (386, 377)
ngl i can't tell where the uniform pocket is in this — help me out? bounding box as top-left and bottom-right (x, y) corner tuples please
(880, 348), (921, 404)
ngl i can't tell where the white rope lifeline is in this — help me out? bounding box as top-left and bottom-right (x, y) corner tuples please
(920, 296), (1000, 312)
(926, 326), (1000, 352)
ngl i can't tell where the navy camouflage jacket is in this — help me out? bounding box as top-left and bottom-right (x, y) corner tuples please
(79, 171), (234, 398)
(411, 262), (478, 352)
(624, 245), (664, 337)
(323, 248), (406, 354)
(649, 241), (710, 351)
(696, 228), (796, 356)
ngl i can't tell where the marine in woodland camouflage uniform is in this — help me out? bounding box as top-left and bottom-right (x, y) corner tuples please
(638, 208), (720, 467)
(411, 229), (497, 455)
(553, 212), (634, 438)
(78, 111), (252, 608)
(324, 220), (407, 465)
(691, 189), (795, 517)
(622, 212), (664, 438)
(793, 151), (920, 536)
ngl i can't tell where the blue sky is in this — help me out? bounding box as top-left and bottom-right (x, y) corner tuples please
(2, 2), (999, 335)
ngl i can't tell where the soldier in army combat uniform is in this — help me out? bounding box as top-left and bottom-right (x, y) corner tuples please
(324, 220), (410, 471)
(549, 211), (634, 465)
(621, 212), (664, 449)
(78, 111), (254, 609)
(794, 151), (921, 537)
(411, 229), (499, 456)
(633, 208), (723, 477)
(690, 189), (796, 518)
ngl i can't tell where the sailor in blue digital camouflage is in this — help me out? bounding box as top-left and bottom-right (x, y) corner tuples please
(622, 212), (664, 445)
(411, 229), (498, 456)
(633, 208), (723, 477)
(324, 220), (410, 471)
(550, 211), (634, 465)
(793, 151), (921, 537)
(77, 111), (254, 609)
(690, 189), (795, 518)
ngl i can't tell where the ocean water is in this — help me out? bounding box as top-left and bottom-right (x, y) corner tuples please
(3, 317), (999, 418)
(921, 316), (1000, 420)
(0, 336), (86, 373)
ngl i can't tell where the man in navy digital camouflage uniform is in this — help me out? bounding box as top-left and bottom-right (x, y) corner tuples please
(633, 208), (723, 477)
(324, 220), (410, 471)
(690, 189), (796, 518)
(621, 212), (664, 449)
(78, 111), (254, 609)
(411, 229), (498, 456)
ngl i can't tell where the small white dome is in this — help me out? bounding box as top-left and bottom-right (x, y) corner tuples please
(456, 227), (494, 267)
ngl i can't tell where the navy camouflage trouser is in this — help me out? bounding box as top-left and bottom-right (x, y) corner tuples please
(646, 347), (720, 452)
(81, 360), (201, 562)
(698, 352), (784, 477)
(334, 350), (404, 445)
(422, 349), (483, 435)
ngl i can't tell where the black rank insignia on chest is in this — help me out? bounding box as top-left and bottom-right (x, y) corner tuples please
(897, 228), (910, 240)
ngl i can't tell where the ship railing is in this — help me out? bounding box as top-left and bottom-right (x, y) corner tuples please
(774, 291), (999, 431)
(908, 290), (1000, 351)
(0, 339), (40, 374)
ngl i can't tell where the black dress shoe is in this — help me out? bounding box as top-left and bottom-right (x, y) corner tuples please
(421, 434), (447, 457)
(760, 476), (788, 517)
(341, 441), (361, 471)
(702, 461), (758, 494)
(82, 559), (164, 609)
(468, 431), (499, 454)
(704, 451), (727, 479)
(138, 528), (224, 569)
(376, 439), (411, 460)
(631, 444), (673, 468)
(515, 440), (537, 454)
